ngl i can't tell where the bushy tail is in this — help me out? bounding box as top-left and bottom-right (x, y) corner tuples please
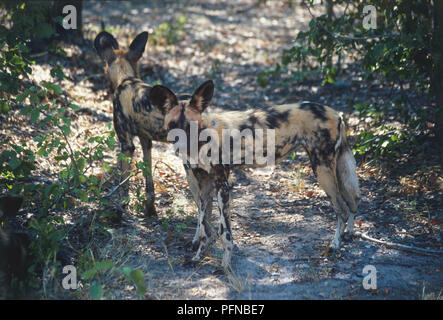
(336, 121), (360, 213)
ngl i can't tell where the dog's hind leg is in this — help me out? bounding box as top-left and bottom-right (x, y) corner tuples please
(140, 138), (157, 217)
(336, 142), (360, 236)
(315, 164), (350, 249)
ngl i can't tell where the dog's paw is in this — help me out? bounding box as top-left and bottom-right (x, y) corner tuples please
(144, 200), (157, 217)
(183, 255), (199, 268)
(212, 268), (225, 276)
(183, 238), (200, 251)
(329, 239), (341, 250)
(342, 232), (354, 242)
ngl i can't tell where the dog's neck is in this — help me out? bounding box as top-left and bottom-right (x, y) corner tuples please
(106, 58), (138, 90)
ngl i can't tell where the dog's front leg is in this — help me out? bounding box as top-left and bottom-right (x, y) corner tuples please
(118, 143), (134, 204)
(214, 166), (233, 269)
(186, 168), (214, 261)
(113, 101), (136, 219)
(140, 138), (156, 217)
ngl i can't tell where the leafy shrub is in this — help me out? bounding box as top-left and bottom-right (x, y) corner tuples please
(0, 1), (147, 298)
(259, 0), (441, 159)
(150, 16), (187, 46)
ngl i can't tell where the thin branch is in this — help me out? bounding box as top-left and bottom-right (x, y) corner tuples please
(153, 160), (178, 176)
(104, 172), (133, 198)
(355, 130), (397, 147)
(304, 2), (400, 41)
(0, 176), (51, 184)
(355, 231), (443, 255)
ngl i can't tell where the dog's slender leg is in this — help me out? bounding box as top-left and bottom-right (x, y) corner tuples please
(185, 168), (203, 247)
(186, 168), (214, 261)
(140, 138), (156, 217)
(118, 144), (134, 202)
(345, 211), (355, 235)
(315, 164), (349, 249)
(113, 100), (136, 218)
(214, 166), (233, 269)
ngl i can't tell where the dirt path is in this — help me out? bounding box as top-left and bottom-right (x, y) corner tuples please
(22, 0), (443, 299)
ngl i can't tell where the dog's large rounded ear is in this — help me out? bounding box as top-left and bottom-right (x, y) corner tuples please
(149, 85), (178, 114)
(127, 31), (149, 63)
(94, 31), (119, 64)
(190, 80), (214, 113)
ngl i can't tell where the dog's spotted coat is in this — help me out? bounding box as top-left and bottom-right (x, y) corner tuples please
(94, 31), (169, 217)
(150, 80), (361, 269)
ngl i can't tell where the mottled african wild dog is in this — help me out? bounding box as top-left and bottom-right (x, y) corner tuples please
(94, 31), (167, 217)
(149, 80), (361, 268)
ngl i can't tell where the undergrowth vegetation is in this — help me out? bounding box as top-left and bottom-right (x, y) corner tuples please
(259, 0), (441, 161)
(0, 1), (147, 299)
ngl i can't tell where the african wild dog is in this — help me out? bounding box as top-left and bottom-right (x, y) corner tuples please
(149, 80), (361, 269)
(94, 31), (167, 217)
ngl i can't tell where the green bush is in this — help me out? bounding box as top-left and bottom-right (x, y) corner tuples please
(260, 0), (441, 159)
(0, 1), (147, 298)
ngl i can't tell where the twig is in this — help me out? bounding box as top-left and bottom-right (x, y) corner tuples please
(153, 160), (178, 175)
(30, 51), (48, 58)
(0, 176), (52, 184)
(77, 73), (104, 82)
(104, 173), (133, 198)
(355, 231), (443, 255)
(355, 130), (397, 147)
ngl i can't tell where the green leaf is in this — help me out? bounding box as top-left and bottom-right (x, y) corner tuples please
(8, 157), (21, 170)
(75, 189), (88, 202)
(89, 281), (103, 300)
(95, 260), (114, 271)
(41, 81), (62, 95)
(118, 266), (133, 281)
(15, 88), (32, 103)
(130, 269), (146, 297)
(82, 268), (97, 280)
(35, 23), (54, 39)
(30, 109), (40, 123)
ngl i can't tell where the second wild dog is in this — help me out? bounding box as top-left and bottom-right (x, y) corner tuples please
(149, 80), (361, 269)
(94, 31), (167, 217)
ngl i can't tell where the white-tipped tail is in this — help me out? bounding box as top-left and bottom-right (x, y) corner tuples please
(336, 128), (361, 213)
